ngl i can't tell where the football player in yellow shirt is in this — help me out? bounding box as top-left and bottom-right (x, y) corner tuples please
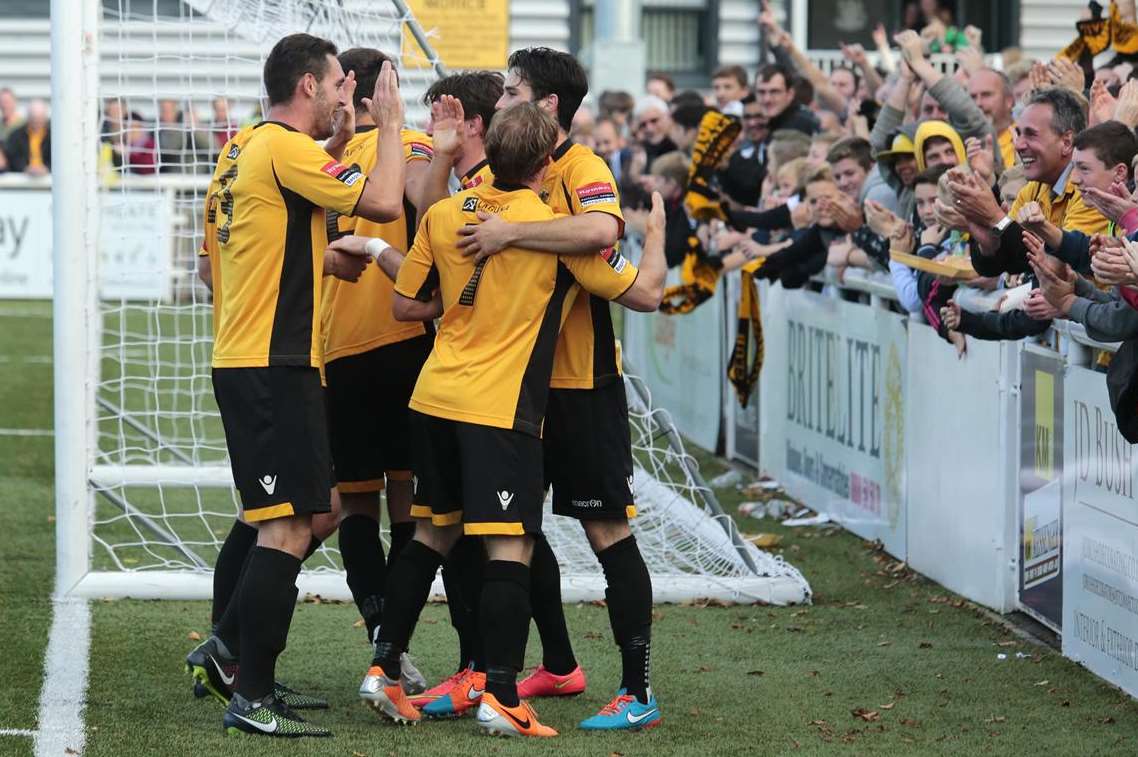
(458, 46), (662, 731)
(318, 47), (438, 697)
(186, 33), (406, 739)
(353, 103), (665, 737)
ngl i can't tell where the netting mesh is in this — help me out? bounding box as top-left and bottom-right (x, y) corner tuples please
(87, 0), (810, 604)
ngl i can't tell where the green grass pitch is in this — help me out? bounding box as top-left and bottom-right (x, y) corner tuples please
(4, 298), (1138, 756)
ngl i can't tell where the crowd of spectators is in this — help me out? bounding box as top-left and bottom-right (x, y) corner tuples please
(0, 91), (246, 176)
(571, 0), (1138, 393)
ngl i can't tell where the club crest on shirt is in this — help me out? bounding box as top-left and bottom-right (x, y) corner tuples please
(576, 181), (617, 208)
(226, 143), (240, 160)
(462, 196), (479, 212)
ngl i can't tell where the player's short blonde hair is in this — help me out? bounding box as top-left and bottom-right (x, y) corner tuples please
(485, 102), (560, 184)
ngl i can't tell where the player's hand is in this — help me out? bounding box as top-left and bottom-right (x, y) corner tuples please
(645, 191), (666, 247)
(456, 211), (514, 261)
(330, 70), (357, 143)
(326, 233), (371, 257)
(940, 300), (962, 330)
(1082, 185), (1138, 223)
(429, 94), (465, 161)
(363, 60), (404, 131)
(323, 244), (370, 282)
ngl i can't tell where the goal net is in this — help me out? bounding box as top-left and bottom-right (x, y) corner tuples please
(56, 0), (810, 606)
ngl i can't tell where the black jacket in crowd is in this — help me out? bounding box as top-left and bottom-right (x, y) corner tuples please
(6, 122), (50, 172)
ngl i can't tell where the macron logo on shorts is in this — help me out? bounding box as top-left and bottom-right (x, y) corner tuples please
(259, 475), (277, 495)
(576, 181), (617, 208)
(497, 490), (514, 510)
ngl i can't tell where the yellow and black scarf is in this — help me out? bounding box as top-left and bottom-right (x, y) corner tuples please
(683, 110), (741, 223)
(727, 259), (766, 408)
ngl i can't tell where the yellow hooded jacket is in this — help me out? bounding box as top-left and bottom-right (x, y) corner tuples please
(913, 120), (966, 172)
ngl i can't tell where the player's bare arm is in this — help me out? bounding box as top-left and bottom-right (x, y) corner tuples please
(417, 95), (465, 220)
(456, 210), (620, 261)
(354, 61), (406, 223)
(197, 255), (213, 292)
(392, 290), (443, 321)
(614, 192), (666, 312)
(324, 69), (356, 161)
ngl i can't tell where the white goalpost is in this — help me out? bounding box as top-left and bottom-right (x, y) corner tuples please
(52, 0), (811, 605)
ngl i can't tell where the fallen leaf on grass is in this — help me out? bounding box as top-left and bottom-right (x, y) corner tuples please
(187, 630), (201, 641)
(877, 641), (892, 647)
(900, 718), (921, 727)
(353, 618), (365, 628)
(748, 533), (782, 548)
(879, 702), (895, 710)
(983, 715), (1007, 724)
(1034, 680), (1050, 686)
(696, 665), (713, 673)
(747, 670), (765, 676)
(918, 641), (933, 649)
(996, 640), (1018, 647)
(1102, 716), (1116, 724)
(852, 708), (880, 722)
(352, 752), (367, 757)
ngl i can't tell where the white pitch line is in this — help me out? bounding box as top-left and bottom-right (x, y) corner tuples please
(0, 729), (37, 737)
(34, 597), (90, 757)
(0, 428), (54, 437)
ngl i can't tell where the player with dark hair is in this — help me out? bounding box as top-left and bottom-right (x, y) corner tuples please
(185, 32), (407, 738)
(458, 46), (664, 732)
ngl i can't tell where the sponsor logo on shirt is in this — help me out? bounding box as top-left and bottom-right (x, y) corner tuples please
(600, 246), (627, 273)
(321, 160), (364, 186)
(576, 181), (617, 208)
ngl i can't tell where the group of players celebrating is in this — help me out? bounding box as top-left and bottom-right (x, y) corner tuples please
(185, 33), (668, 739)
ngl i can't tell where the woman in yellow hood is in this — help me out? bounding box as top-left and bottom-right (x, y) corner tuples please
(913, 120), (967, 172)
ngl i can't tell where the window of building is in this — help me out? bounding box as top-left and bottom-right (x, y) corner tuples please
(573, 0), (718, 89)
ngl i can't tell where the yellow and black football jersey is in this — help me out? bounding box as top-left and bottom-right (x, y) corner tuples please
(459, 158), (493, 190)
(320, 127), (434, 363)
(395, 180), (637, 436)
(542, 140), (627, 390)
(200, 124), (258, 309)
(206, 121), (369, 369)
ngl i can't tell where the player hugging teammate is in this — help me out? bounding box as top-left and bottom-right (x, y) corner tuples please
(189, 33), (667, 739)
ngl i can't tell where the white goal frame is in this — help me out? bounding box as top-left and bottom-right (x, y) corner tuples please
(51, 0), (809, 606)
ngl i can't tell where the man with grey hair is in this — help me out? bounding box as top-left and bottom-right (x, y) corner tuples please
(634, 94), (676, 166)
(5, 98), (49, 175)
(948, 87), (1110, 275)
